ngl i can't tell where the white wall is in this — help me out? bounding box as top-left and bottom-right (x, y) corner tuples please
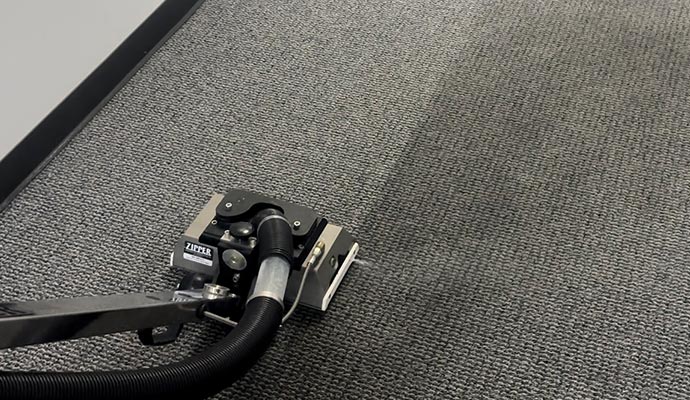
(0, 0), (164, 160)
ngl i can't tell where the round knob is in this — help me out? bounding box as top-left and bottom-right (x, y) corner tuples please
(222, 249), (248, 271)
(229, 221), (254, 238)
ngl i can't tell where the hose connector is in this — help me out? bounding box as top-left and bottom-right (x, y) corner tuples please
(248, 256), (291, 307)
(254, 209), (293, 265)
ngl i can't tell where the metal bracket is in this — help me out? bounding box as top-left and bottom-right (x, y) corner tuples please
(285, 224), (359, 311)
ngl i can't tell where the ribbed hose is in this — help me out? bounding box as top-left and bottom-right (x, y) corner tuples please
(0, 297), (283, 400)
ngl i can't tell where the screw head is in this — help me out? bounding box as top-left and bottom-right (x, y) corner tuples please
(225, 202), (233, 209)
(293, 220), (301, 229)
(211, 220), (217, 225)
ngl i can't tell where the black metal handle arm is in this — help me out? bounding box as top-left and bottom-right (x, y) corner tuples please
(0, 290), (234, 349)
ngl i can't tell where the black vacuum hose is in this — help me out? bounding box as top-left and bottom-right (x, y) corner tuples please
(0, 296), (283, 400)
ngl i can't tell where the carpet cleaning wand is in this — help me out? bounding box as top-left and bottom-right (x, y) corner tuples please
(0, 189), (359, 400)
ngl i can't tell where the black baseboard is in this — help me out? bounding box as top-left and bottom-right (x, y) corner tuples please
(0, 0), (206, 211)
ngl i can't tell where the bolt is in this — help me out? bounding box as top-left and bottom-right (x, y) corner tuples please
(293, 220), (301, 229)
(211, 220), (217, 225)
(225, 202), (233, 209)
(152, 326), (168, 335)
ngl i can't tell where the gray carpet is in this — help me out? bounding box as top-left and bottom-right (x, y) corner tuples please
(2, 0), (690, 398)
